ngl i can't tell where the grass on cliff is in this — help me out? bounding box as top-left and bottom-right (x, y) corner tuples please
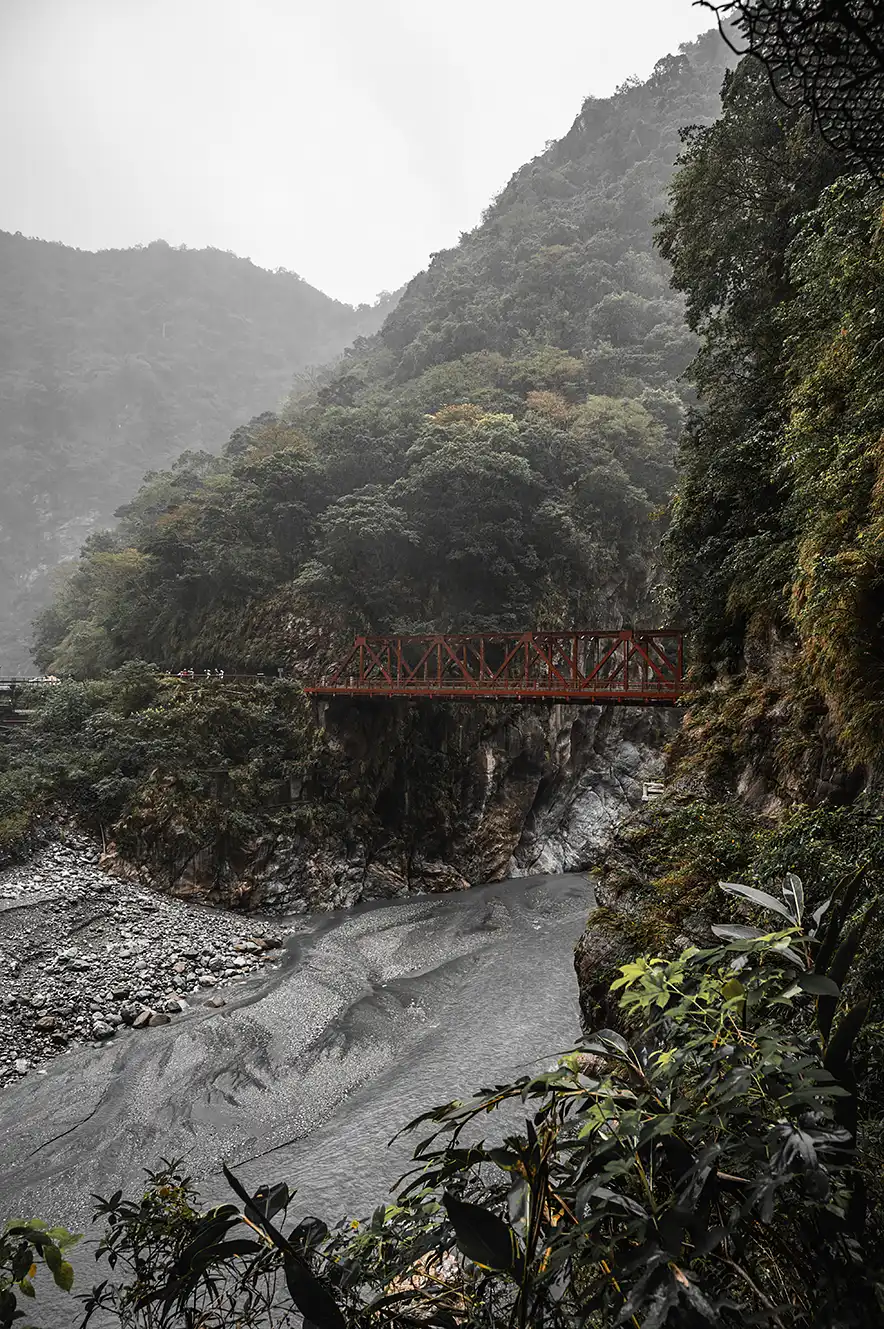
(590, 791), (884, 940)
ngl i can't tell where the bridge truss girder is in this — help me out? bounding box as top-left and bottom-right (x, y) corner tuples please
(307, 629), (685, 706)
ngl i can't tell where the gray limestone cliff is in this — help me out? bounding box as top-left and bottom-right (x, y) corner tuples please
(256, 703), (676, 913)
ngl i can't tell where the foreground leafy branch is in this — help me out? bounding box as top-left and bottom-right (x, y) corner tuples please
(0, 1218), (78, 1329)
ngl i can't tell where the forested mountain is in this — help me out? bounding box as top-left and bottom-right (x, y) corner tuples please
(35, 28), (733, 677)
(659, 54), (884, 785)
(0, 234), (397, 672)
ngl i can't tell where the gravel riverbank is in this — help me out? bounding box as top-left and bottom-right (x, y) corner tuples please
(0, 835), (299, 1087)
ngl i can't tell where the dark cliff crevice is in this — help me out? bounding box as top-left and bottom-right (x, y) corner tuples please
(256, 701), (676, 913)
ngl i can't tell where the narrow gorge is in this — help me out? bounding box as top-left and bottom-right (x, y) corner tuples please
(4, 6), (884, 1324)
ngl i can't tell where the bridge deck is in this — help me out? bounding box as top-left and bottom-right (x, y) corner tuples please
(307, 630), (684, 706)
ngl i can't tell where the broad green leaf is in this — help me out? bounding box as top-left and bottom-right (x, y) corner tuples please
(811, 897), (832, 928)
(507, 1179), (529, 1237)
(711, 923), (766, 941)
(768, 938), (806, 968)
(283, 1254), (346, 1329)
(594, 1028), (630, 1054)
(719, 880), (793, 920)
(53, 1260), (74, 1293)
(442, 1192), (521, 1273)
(797, 972), (840, 997)
(824, 998), (870, 1081)
(42, 1243), (62, 1277)
(783, 873), (804, 920)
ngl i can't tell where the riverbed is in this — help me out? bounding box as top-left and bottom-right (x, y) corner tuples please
(0, 871), (590, 1318)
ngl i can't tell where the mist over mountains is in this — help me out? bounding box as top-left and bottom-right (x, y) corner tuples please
(0, 236), (397, 671)
(30, 28), (733, 680)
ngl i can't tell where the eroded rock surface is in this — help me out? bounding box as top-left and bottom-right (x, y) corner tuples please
(258, 703), (674, 912)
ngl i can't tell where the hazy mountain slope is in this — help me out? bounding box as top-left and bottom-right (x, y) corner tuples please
(3, 26), (738, 894)
(332, 27), (731, 403)
(35, 28), (734, 679)
(0, 235), (396, 672)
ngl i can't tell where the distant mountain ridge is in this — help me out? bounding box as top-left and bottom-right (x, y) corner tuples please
(0, 233), (397, 671)
(326, 28), (732, 400)
(33, 27), (736, 683)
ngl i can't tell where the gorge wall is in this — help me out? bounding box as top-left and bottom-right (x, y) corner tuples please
(255, 701), (675, 912)
(570, 53), (884, 1032)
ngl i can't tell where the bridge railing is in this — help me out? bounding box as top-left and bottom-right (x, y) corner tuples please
(307, 629), (685, 705)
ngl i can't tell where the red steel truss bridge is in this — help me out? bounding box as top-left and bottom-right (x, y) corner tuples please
(306, 629), (685, 706)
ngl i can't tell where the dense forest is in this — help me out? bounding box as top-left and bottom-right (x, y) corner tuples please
(571, 39), (884, 1149)
(0, 28), (735, 882)
(32, 30), (731, 679)
(0, 234), (397, 672)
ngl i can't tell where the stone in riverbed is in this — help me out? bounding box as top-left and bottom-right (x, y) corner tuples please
(132, 1010), (153, 1029)
(34, 1015), (56, 1032)
(147, 1013), (170, 1027)
(204, 995), (226, 1009)
(92, 1022), (114, 1040)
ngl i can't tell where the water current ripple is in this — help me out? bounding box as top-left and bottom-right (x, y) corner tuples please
(0, 871), (591, 1324)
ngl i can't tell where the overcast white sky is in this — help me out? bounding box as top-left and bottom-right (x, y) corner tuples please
(0, 0), (719, 306)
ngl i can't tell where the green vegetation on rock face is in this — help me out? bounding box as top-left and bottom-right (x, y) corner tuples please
(32, 30), (733, 679)
(586, 795), (884, 965)
(659, 55), (884, 779)
(351, 31), (729, 391)
(0, 665), (535, 889)
(0, 667), (322, 889)
(658, 56), (843, 670)
(0, 233), (396, 673)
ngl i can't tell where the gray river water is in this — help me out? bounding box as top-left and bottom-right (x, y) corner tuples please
(0, 872), (590, 1321)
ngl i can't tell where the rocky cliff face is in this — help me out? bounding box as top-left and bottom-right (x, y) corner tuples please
(569, 658), (874, 1037)
(256, 703), (676, 913)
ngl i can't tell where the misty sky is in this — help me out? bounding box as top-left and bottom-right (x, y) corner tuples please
(1, 1), (719, 306)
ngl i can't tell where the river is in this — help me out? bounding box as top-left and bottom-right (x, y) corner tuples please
(0, 871), (590, 1320)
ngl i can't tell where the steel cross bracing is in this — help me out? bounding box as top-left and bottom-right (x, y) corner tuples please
(307, 630), (685, 706)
